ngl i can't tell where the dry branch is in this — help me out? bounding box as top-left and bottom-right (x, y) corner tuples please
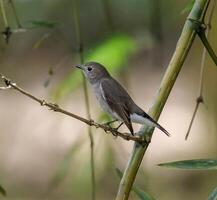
(0, 74), (145, 143)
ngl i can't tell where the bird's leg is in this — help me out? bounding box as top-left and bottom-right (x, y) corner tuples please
(102, 119), (119, 135)
(114, 122), (124, 131)
(108, 122), (124, 137)
(103, 119), (118, 126)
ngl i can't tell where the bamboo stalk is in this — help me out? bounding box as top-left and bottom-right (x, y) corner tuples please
(0, 0), (8, 27)
(73, 1), (95, 200)
(9, 0), (22, 28)
(115, 0), (210, 199)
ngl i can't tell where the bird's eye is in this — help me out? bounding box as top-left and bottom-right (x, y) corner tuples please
(87, 67), (92, 71)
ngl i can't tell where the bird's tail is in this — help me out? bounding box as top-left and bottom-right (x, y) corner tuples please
(143, 113), (170, 137)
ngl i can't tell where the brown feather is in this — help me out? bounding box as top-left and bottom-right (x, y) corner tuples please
(100, 78), (134, 135)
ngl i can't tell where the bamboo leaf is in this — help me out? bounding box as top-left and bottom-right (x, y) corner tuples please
(115, 168), (155, 200)
(158, 159), (217, 170)
(133, 187), (155, 200)
(28, 20), (59, 29)
(53, 34), (136, 101)
(85, 34), (136, 70)
(115, 168), (123, 179)
(0, 184), (6, 196)
(208, 187), (217, 200)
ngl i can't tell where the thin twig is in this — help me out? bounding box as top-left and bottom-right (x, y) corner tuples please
(185, 0), (216, 140)
(0, 74), (144, 143)
(185, 97), (203, 140)
(73, 1), (96, 200)
(0, 85), (11, 90)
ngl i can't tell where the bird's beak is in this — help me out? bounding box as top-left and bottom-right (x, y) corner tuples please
(75, 64), (83, 70)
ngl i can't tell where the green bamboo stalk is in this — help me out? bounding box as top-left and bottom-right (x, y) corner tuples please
(73, 1), (95, 200)
(115, 0), (210, 199)
(102, 0), (115, 32)
(0, 0), (8, 27)
(9, 0), (22, 28)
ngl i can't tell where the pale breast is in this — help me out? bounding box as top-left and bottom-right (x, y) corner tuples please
(92, 83), (120, 120)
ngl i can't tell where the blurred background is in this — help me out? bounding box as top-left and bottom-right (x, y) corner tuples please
(0, 0), (217, 199)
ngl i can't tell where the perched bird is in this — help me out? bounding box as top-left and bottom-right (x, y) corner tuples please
(76, 62), (170, 136)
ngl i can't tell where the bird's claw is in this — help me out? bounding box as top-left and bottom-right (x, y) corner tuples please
(102, 119), (118, 127)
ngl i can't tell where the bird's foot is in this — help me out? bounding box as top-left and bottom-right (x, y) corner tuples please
(102, 121), (123, 137)
(134, 130), (151, 147)
(107, 122), (124, 137)
(103, 119), (118, 127)
(144, 134), (151, 144)
(114, 122), (124, 131)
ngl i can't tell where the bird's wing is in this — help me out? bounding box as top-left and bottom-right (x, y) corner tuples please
(142, 112), (170, 136)
(100, 78), (134, 135)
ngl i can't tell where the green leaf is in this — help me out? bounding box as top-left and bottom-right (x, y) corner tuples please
(181, 0), (195, 15)
(0, 184), (6, 196)
(115, 168), (155, 200)
(49, 139), (84, 189)
(133, 187), (155, 200)
(52, 34), (136, 101)
(208, 187), (217, 200)
(85, 34), (136, 71)
(28, 20), (59, 29)
(158, 159), (217, 170)
(97, 112), (112, 122)
(115, 168), (123, 179)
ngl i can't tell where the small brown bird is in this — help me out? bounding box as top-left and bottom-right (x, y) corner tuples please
(76, 62), (170, 136)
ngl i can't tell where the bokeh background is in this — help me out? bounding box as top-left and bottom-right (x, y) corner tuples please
(0, 0), (217, 199)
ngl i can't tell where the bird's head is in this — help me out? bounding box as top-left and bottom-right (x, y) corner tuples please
(75, 62), (110, 84)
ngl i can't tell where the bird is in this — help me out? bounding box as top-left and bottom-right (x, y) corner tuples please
(76, 62), (170, 137)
